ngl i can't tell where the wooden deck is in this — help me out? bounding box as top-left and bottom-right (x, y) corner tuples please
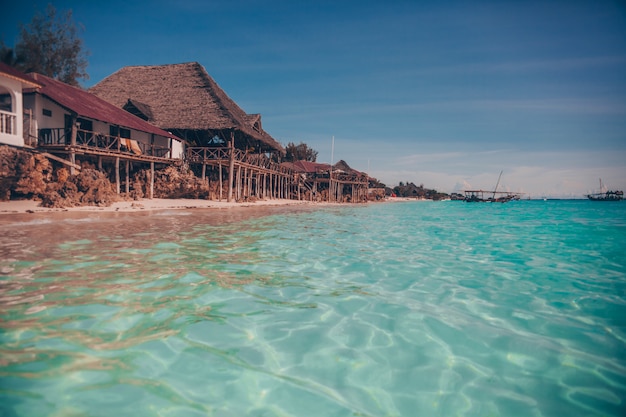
(34, 129), (370, 203)
(38, 127), (176, 164)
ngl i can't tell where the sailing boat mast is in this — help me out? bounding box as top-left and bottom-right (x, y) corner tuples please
(492, 170), (503, 199)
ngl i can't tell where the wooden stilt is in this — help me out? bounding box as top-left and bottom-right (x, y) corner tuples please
(69, 117), (77, 175)
(150, 162), (154, 199)
(115, 157), (120, 194)
(262, 172), (265, 198)
(125, 159), (130, 194)
(236, 164), (242, 201)
(227, 132), (235, 202)
(219, 162), (223, 201)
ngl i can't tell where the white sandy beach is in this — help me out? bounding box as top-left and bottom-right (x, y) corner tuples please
(0, 197), (324, 215)
(0, 196), (418, 218)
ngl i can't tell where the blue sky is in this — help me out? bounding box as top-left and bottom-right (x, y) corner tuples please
(3, 0), (625, 197)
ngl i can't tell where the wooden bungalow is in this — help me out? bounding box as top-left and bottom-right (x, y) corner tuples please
(283, 159), (370, 203)
(21, 73), (184, 197)
(0, 63), (41, 148)
(89, 62), (290, 202)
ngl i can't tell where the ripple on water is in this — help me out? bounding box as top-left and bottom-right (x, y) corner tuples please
(1, 201), (625, 416)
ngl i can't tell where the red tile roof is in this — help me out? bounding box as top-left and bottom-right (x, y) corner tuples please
(28, 73), (182, 142)
(0, 63), (41, 88)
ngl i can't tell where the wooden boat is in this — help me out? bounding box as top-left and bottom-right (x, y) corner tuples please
(463, 171), (522, 203)
(463, 190), (521, 203)
(587, 179), (623, 201)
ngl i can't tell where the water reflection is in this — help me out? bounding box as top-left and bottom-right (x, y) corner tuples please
(0, 207), (315, 378)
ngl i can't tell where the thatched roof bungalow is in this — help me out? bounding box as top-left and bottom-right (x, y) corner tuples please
(89, 62), (284, 155)
(282, 159), (370, 203)
(282, 160), (331, 175)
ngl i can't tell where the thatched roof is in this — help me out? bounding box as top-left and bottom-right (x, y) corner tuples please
(282, 160), (331, 173)
(89, 62), (284, 154)
(333, 159), (363, 175)
(282, 160), (365, 175)
(28, 73), (182, 142)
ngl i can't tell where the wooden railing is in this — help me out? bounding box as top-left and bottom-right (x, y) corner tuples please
(187, 146), (230, 161)
(0, 110), (16, 135)
(38, 128), (171, 158)
(186, 147), (293, 175)
(38, 127), (67, 145)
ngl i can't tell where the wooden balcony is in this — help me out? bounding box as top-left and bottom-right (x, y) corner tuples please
(186, 146), (293, 176)
(38, 128), (176, 163)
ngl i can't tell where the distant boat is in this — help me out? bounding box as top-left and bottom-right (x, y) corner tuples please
(587, 179), (623, 201)
(464, 171), (523, 203)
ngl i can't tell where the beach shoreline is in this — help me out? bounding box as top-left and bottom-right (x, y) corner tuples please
(0, 196), (421, 223)
(0, 197), (329, 215)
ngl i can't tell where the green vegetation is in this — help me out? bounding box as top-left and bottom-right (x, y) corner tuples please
(283, 141), (318, 162)
(390, 182), (449, 200)
(1, 4), (89, 86)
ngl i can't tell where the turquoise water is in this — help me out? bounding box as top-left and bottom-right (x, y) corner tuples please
(1, 200), (625, 417)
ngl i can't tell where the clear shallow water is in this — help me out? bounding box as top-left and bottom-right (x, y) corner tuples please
(1, 200), (625, 417)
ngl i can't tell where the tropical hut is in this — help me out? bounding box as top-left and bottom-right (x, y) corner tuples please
(90, 62), (288, 202)
(281, 160), (330, 201)
(283, 159), (370, 202)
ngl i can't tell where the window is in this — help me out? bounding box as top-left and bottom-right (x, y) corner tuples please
(0, 91), (12, 112)
(43, 109), (52, 117)
(77, 118), (93, 132)
(110, 126), (131, 138)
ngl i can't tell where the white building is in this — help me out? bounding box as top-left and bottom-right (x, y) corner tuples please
(0, 62), (41, 147)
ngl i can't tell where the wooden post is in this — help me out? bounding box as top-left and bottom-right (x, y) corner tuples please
(249, 169), (253, 198)
(219, 162), (223, 201)
(227, 132), (235, 202)
(69, 116), (78, 175)
(236, 165), (242, 201)
(150, 162), (154, 199)
(259, 173), (263, 199)
(262, 172), (265, 198)
(125, 159), (130, 194)
(240, 165), (244, 200)
(115, 157), (120, 194)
